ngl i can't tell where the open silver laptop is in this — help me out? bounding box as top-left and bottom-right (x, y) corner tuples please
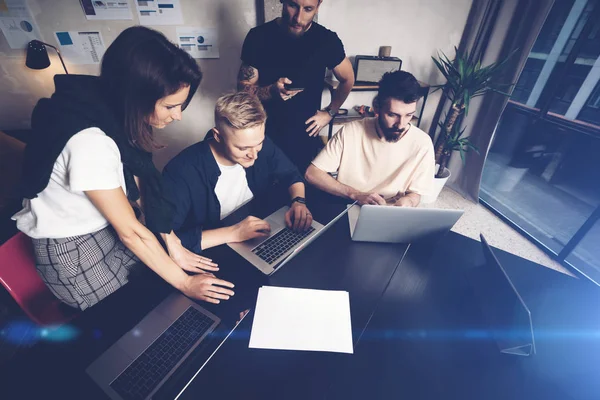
(348, 204), (464, 243)
(87, 293), (234, 400)
(228, 205), (350, 275)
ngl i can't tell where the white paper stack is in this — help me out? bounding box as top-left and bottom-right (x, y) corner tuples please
(249, 286), (353, 354)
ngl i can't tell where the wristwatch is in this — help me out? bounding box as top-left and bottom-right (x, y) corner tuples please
(291, 196), (306, 206)
(323, 106), (336, 118)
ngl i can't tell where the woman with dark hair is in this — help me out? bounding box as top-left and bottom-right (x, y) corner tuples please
(13, 26), (234, 310)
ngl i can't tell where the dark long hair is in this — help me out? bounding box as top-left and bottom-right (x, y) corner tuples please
(100, 26), (202, 151)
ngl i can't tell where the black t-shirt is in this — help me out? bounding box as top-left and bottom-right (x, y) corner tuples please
(241, 19), (345, 142)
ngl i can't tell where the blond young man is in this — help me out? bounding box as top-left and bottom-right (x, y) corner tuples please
(162, 92), (313, 254)
(305, 70), (435, 207)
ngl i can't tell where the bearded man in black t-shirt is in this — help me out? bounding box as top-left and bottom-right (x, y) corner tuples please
(237, 0), (355, 172)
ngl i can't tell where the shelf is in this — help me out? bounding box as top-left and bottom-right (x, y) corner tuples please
(324, 77), (430, 139)
(324, 77), (430, 91)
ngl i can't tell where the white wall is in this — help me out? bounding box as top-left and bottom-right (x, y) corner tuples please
(0, 0), (257, 169)
(318, 0), (472, 136)
(0, 0), (472, 169)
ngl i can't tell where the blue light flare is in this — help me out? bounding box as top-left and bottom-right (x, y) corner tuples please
(0, 319), (80, 346)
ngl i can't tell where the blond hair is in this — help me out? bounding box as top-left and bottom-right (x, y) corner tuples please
(214, 91), (267, 131)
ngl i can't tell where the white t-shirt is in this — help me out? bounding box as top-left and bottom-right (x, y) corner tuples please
(312, 118), (435, 198)
(12, 128), (127, 239)
(214, 162), (254, 220)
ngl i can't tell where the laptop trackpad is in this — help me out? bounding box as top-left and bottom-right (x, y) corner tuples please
(245, 215), (286, 248)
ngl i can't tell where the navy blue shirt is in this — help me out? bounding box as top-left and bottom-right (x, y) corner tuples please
(162, 131), (303, 253)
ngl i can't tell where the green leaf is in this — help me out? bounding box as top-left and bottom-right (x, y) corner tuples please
(432, 45), (517, 154)
(432, 56), (449, 79)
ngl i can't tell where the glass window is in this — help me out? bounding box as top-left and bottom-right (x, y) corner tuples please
(481, 109), (600, 254)
(565, 217), (600, 284)
(480, 0), (600, 271)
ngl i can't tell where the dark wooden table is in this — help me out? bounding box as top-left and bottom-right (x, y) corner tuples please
(3, 199), (599, 400)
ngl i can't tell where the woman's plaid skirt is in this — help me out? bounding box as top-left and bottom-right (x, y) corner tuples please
(31, 225), (140, 310)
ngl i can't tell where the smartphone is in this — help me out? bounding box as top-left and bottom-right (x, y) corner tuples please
(284, 83), (304, 91)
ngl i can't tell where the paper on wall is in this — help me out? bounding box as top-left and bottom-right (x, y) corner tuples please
(135, 0), (183, 25)
(0, 0), (41, 49)
(55, 31), (106, 65)
(79, 0), (133, 20)
(176, 27), (219, 59)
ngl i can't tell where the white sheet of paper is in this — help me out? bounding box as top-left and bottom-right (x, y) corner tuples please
(176, 27), (219, 59)
(79, 0), (133, 20)
(0, 0), (41, 49)
(54, 31), (106, 65)
(135, 0), (183, 25)
(249, 286), (353, 354)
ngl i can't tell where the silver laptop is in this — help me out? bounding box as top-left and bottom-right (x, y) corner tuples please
(228, 205), (350, 275)
(348, 204), (464, 243)
(87, 293), (230, 400)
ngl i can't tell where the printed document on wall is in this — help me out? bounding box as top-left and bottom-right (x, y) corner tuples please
(79, 0), (133, 20)
(0, 0), (41, 49)
(176, 27), (219, 59)
(55, 31), (106, 65)
(135, 0), (183, 25)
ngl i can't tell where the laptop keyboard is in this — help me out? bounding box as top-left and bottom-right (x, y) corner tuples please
(252, 226), (315, 264)
(110, 307), (214, 400)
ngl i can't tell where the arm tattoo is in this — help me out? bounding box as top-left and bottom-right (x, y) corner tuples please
(237, 63), (274, 101)
(256, 85), (274, 101)
(237, 63), (256, 82)
(239, 83), (258, 95)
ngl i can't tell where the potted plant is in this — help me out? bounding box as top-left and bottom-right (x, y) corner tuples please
(421, 47), (514, 204)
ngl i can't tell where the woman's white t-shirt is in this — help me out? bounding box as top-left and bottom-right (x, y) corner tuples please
(12, 127), (127, 239)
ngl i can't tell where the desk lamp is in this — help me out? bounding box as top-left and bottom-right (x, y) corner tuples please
(26, 40), (69, 74)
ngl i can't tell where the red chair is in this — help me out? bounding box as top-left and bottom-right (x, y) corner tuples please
(0, 232), (78, 326)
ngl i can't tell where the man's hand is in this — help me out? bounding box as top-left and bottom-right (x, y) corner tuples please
(232, 216), (271, 242)
(164, 232), (219, 274)
(285, 202), (313, 232)
(351, 192), (386, 206)
(273, 77), (303, 101)
(181, 274), (235, 304)
(305, 110), (333, 137)
(394, 196), (417, 207)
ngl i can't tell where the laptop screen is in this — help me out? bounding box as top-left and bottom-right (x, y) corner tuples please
(469, 235), (536, 355)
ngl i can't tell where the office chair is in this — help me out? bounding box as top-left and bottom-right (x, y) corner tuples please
(0, 232), (78, 326)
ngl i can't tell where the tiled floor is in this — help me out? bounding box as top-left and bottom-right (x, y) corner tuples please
(424, 186), (573, 276)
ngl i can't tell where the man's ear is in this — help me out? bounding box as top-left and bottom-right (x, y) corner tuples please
(372, 96), (381, 116)
(212, 127), (222, 143)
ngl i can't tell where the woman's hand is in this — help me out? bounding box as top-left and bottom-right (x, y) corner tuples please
(182, 274), (235, 304)
(163, 231), (219, 273)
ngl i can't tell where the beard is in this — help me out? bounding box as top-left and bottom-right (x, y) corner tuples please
(378, 115), (406, 143)
(282, 14), (312, 37)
